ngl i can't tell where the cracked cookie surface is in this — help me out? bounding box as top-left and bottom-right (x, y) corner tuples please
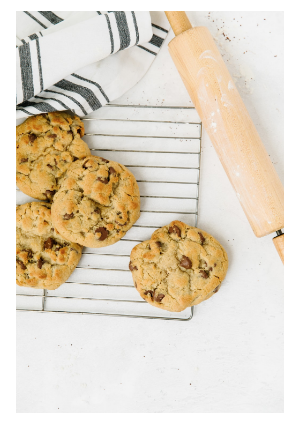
(16, 111), (90, 201)
(129, 221), (228, 312)
(16, 202), (82, 290)
(51, 156), (140, 248)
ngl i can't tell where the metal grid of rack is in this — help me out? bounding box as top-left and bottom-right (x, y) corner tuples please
(16, 104), (202, 321)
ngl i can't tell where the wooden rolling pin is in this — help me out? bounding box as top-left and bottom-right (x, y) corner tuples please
(165, 12), (284, 263)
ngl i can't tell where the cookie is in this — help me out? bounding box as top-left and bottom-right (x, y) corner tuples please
(16, 111), (90, 201)
(51, 156), (141, 248)
(129, 221), (228, 312)
(16, 202), (82, 290)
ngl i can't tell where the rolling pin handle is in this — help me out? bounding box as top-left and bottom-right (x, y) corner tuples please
(273, 231), (284, 264)
(165, 12), (192, 36)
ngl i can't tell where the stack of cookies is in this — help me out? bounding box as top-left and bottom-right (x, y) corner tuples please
(16, 111), (228, 312)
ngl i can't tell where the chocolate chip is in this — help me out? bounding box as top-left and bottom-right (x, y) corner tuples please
(55, 246), (61, 252)
(17, 260), (26, 270)
(68, 130), (73, 135)
(155, 293), (165, 302)
(77, 128), (81, 134)
(100, 157), (109, 163)
(95, 227), (109, 241)
(21, 158), (28, 163)
(214, 263), (217, 267)
(29, 133), (37, 142)
(200, 270), (209, 279)
(47, 164), (53, 169)
(37, 258), (44, 269)
(213, 284), (221, 293)
(83, 159), (92, 168)
(26, 250), (33, 259)
(44, 237), (55, 249)
(109, 167), (116, 174)
(155, 241), (162, 248)
(92, 208), (101, 215)
(168, 225), (181, 237)
(129, 262), (138, 271)
(45, 190), (56, 200)
(198, 232), (205, 245)
(97, 177), (109, 184)
(48, 134), (57, 139)
(209, 267), (213, 271)
(144, 290), (154, 297)
(180, 255), (192, 269)
(63, 213), (74, 220)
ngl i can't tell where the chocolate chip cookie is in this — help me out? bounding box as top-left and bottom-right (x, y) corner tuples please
(16, 111), (90, 201)
(16, 202), (82, 290)
(129, 221), (228, 312)
(51, 156), (141, 248)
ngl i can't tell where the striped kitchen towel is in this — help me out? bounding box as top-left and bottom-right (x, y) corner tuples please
(16, 11), (170, 119)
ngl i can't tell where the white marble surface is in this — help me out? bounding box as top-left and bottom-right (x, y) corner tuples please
(17, 12), (284, 413)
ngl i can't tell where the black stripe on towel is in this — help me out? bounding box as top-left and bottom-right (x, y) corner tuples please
(114, 12), (130, 50)
(38, 11), (63, 25)
(45, 89), (87, 115)
(36, 39), (43, 92)
(35, 95), (70, 111)
(18, 43), (34, 101)
(71, 73), (110, 102)
(152, 23), (168, 33)
(137, 45), (157, 56)
(104, 14), (114, 54)
(17, 100), (56, 113)
(28, 33), (39, 40)
(131, 12), (139, 45)
(149, 34), (164, 48)
(16, 107), (34, 116)
(54, 79), (102, 111)
(24, 11), (47, 29)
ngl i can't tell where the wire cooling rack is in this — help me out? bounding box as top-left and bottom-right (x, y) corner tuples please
(16, 104), (202, 321)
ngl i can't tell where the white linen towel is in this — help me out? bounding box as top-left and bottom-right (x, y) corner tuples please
(16, 11), (170, 118)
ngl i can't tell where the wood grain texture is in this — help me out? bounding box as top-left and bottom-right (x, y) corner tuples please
(273, 234), (284, 263)
(168, 27), (284, 237)
(165, 12), (192, 36)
